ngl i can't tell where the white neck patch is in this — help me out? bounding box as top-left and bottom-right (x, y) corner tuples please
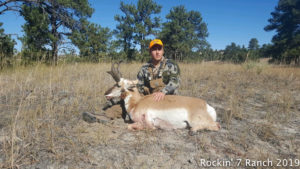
(124, 93), (132, 111)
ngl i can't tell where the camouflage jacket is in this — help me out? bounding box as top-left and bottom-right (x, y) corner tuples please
(137, 57), (180, 95)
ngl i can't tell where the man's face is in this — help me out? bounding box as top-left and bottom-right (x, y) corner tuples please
(150, 45), (164, 62)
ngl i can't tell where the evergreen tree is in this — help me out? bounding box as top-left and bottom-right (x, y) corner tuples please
(160, 6), (208, 60)
(134, 0), (161, 53)
(20, 4), (51, 62)
(114, 0), (161, 60)
(248, 38), (259, 50)
(114, 2), (136, 60)
(259, 43), (273, 58)
(223, 42), (248, 63)
(247, 38), (260, 60)
(0, 22), (15, 69)
(20, 0), (94, 64)
(70, 19), (112, 62)
(264, 0), (300, 64)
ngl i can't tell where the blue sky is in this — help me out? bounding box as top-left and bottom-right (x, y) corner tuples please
(0, 0), (278, 51)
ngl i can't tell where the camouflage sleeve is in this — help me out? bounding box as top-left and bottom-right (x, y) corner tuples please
(136, 68), (145, 94)
(161, 60), (181, 95)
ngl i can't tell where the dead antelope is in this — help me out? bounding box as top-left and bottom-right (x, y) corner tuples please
(105, 62), (221, 133)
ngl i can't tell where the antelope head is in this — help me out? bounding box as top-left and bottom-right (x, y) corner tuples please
(104, 62), (138, 100)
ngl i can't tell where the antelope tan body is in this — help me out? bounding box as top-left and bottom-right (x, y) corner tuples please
(122, 88), (220, 132)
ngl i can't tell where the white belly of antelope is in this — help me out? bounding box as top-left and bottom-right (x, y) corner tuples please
(146, 108), (189, 129)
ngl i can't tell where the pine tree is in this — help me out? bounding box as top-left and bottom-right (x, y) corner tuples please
(20, 0), (94, 64)
(0, 22), (15, 69)
(70, 19), (112, 62)
(20, 4), (51, 62)
(160, 6), (208, 60)
(114, 0), (161, 60)
(134, 0), (161, 53)
(114, 2), (136, 60)
(223, 42), (247, 63)
(264, 0), (300, 64)
(247, 38), (260, 60)
(248, 38), (259, 50)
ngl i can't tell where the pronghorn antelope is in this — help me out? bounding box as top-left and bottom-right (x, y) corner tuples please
(105, 62), (221, 133)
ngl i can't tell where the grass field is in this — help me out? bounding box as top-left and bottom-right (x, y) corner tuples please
(0, 61), (299, 168)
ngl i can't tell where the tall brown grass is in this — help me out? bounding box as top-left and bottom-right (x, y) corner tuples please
(0, 61), (299, 168)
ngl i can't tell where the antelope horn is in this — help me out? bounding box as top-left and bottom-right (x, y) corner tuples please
(116, 60), (123, 77)
(107, 61), (122, 82)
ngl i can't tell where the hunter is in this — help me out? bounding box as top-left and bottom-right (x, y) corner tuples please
(136, 39), (181, 101)
(82, 39), (180, 122)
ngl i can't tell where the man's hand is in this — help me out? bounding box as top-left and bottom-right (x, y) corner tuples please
(153, 92), (165, 102)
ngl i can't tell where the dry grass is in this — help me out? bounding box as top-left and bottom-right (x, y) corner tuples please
(0, 61), (299, 168)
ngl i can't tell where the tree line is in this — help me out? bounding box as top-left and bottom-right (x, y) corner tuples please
(0, 0), (299, 68)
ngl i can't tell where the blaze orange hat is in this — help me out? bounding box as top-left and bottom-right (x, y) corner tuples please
(149, 39), (163, 49)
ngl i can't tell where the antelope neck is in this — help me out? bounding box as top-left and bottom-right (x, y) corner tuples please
(123, 91), (142, 112)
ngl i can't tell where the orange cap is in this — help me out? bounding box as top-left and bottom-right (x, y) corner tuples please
(149, 39), (163, 49)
